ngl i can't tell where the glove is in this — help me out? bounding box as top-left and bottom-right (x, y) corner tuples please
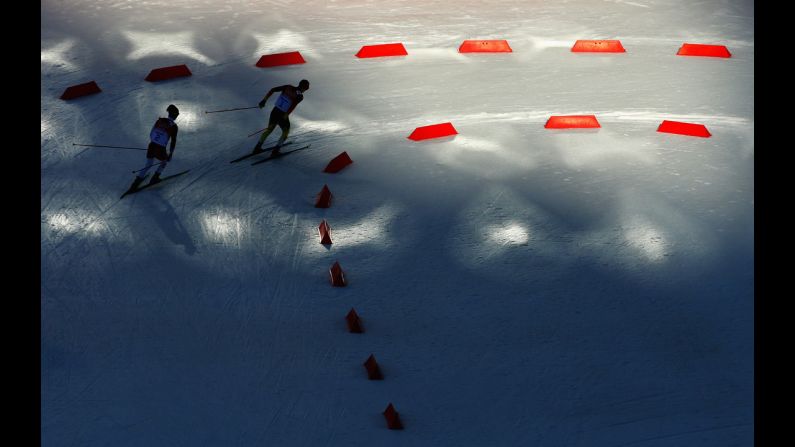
(258, 100), (265, 108)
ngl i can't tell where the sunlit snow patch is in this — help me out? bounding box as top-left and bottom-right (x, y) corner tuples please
(295, 118), (350, 134)
(200, 211), (244, 246)
(41, 40), (78, 70)
(529, 39), (576, 50)
(622, 217), (668, 262)
(554, 131), (656, 169)
(449, 135), (503, 153)
(44, 211), (108, 238)
(252, 30), (319, 61)
(486, 221), (530, 246)
(123, 30), (215, 65)
(323, 204), (400, 249)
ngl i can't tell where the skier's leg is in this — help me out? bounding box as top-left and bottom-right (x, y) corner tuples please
(155, 157), (168, 175)
(150, 161), (167, 184)
(129, 157), (154, 190)
(273, 118), (290, 155)
(138, 157), (156, 177)
(255, 108), (284, 152)
(254, 124), (276, 152)
(276, 127), (289, 149)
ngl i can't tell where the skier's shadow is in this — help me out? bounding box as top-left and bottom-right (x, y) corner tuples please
(148, 192), (197, 256)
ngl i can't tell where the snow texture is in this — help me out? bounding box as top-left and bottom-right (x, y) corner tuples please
(42, 0), (754, 445)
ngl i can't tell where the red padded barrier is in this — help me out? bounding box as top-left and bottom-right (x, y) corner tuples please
(323, 152), (353, 173)
(677, 43), (731, 58)
(407, 122), (458, 141)
(383, 403), (403, 429)
(545, 115), (601, 129)
(330, 261), (346, 287)
(356, 43), (408, 58)
(458, 40), (512, 53)
(571, 40), (626, 53)
(60, 81), (102, 100)
(657, 120), (711, 137)
(145, 64), (192, 81)
(363, 354), (383, 380)
(315, 184), (333, 208)
(255, 51), (306, 68)
(346, 308), (363, 333)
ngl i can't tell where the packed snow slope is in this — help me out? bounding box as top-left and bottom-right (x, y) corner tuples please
(41, 1), (754, 445)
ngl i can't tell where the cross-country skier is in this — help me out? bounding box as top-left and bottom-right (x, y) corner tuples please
(252, 79), (309, 156)
(128, 104), (179, 191)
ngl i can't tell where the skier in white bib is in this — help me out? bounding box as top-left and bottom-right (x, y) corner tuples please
(128, 104), (179, 191)
(253, 79), (309, 156)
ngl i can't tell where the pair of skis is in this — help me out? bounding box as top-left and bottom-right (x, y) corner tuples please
(120, 170), (191, 199)
(229, 141), (312, 164)
(120, 142), (311, 198)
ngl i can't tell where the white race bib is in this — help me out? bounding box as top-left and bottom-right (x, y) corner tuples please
(275, 93), (292, 112)
(150, 126), (170, 146)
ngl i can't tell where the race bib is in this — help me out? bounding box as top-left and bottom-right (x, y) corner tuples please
(275, 93), (292, 112)
(150, 125), (170, 146)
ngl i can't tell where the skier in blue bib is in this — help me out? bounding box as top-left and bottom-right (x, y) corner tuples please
(128, 104), (179, 191)
(253, 79), (309, 155)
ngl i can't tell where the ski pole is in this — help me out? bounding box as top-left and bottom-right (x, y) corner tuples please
(73, 143), (146, 151)
(247, 126), (318, 139)
(131, 161), (167, 173)
(205, 106), (258, 114)
(247, 127), (268, 138)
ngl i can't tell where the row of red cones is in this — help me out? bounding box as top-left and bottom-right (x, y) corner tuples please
(408, 118), (712, 139)
(58, 40), (732, 99)
(346, 310), (403, 429)
(315, 143), (402, 430)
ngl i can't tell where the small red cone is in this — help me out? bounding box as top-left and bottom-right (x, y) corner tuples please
(407, 122), (458, 141)
(256, 51), (306, 67)
(571, 40), (626, 53)
(329, 261), (346, 287)
(383, 403), (403, 429)
(363, 354), (383, 380)
(145, 64), (192, 81)
(356, 43), (408, 58)
(676, 43), (731, 58)
(458, 40), (512, 53)
(323, 152), (353, 173)
(544, 115), (601, 129)
(346, 308), (364, 333)
(318, 220), (332, 245)
(657, 120), (711, 138)
(315, 184), (333, 208)
(60, 81), (102, 100)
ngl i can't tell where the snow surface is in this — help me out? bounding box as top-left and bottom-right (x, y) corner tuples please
(42, 0), (754, 445)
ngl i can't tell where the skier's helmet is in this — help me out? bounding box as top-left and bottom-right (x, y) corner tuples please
(298, 79), (310, 91)
(166, 104), (180, 116)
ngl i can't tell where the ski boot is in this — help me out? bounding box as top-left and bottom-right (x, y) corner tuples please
(128, 175), (146, 191)
(252, 141), (264, 154)
(148, 172), (162, 186)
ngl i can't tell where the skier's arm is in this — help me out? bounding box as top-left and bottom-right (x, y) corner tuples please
(169, 125), (178, 159)
(259, 85), (286, 108)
